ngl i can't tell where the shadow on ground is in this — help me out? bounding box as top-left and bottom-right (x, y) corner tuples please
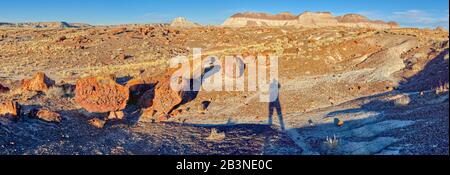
(291, 47), (449, 155)
(0, 43), (448, 155)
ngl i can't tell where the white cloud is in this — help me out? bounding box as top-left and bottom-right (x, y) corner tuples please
(390, 9), (449, 29)
(353, 9), (449, 29)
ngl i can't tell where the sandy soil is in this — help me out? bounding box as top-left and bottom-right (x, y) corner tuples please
(0, 25), (448, 155)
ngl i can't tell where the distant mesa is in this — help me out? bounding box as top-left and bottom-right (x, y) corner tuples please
(170, 17), (201, 27)
(0, 21), (92, 29)
(435, 26), (448, 31)
(336, 14), (371, 23)
(231, 12), (298, 20)
(0, 12), (399, 29)
(336, 14), (399, 28)
(222, 11), (399, 29)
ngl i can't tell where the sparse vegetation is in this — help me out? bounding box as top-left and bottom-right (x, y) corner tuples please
(46, 86), (65, 98)
(394, 95), (411, 107)
(435, 81), (449, 95)
(324, 135), (339, 150)
(206, 128), (225, 142)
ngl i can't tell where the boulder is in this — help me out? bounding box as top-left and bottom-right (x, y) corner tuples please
(75, 76), (129, 113)
(36, 109), (61, 123)
(151, 74), (186, 114)
(88, 118), (106, 129)
(138, 89), (155, 108)
(134, 72), (189, 115)
(0, 101), (19, 118)
(125, 77), (158, 107)
(109, 27), (127, 35)
(22, 72), (55, 92)
(126, 77), (155, 95)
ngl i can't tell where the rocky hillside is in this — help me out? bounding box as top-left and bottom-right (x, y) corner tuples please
(222, 11), (398, 29)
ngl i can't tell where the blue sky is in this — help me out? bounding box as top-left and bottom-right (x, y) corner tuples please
(0, 0), (448, 28)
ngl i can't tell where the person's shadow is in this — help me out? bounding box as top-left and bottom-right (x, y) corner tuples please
(267, 79), (285, 131)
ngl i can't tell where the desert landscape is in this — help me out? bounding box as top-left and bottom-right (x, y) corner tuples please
(0, 11), (448, 155)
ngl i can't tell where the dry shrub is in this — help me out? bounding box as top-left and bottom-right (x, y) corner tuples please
(206, 128), (225, 142)
(394, 95), (411, 107)
(435, 81), (449, 95)
(324, 135), (339, 150)
(46, 86), (65, 98)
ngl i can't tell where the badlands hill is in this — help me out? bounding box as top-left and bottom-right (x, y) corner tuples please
(170, 17), (201, 27)
(222, 11), (398, 29)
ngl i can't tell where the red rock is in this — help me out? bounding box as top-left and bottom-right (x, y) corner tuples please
(139, 27), (154, 36)
(126, 77), (158, 107)
(110, 27), (127, 35)
(130, 72), (188, 115)
(36, 109), (61, 123)
(75, 76), (129, 113)
(126, 77), (159, 92)
(22, 72), (55, 92)
(0, 101), (18, 118)
(337, 119), (345, 127)
(72, 35), (91, 44)
(138, 89), (155, 108)
(117, 53), (126, 60)
(151, 74), (187, 115)
(88, 118), (106, 129)
(142, 108), (156, 118)
(126, 78), (148, 94)
(170, 109), (183, 117)
(156, 114), (171, 123)
(0, 84), (9, 93)
(56, 36), (66, 42)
